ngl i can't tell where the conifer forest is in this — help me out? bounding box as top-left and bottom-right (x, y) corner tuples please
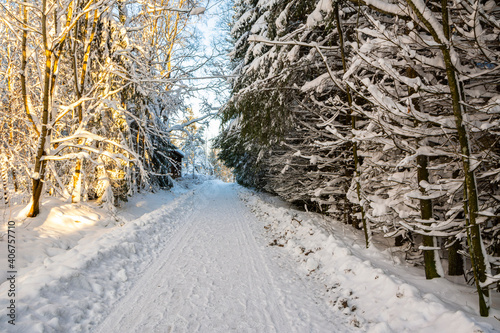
(215, 0), (500, 317)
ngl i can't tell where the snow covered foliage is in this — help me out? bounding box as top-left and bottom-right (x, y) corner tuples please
(175, 111), (210, 176)
(0, 0), (207, 215)
(217, 0), (500, 315)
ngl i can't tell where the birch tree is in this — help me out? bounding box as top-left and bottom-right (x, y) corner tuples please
(0, 0), (209, 215)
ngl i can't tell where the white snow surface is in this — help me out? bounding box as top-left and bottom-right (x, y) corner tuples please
(0, 179), (498, 332)
(189, 7), (205, 16)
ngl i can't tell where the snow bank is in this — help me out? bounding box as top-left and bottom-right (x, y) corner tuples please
(239, 189), (499, 332)
(0, 179), (204, 332)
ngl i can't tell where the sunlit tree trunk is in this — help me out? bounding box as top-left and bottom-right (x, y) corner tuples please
(0, 155), (8, 205)
(6, 48), (18, 192)
(20, 3), (39, 136)
(72, 8), (98, 203)
(28, 0), (52, 217)
(28, 0), (74, 216)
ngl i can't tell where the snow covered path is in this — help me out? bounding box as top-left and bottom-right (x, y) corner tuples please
(2, 179), (496, 332)
(96, 181), (346, 333)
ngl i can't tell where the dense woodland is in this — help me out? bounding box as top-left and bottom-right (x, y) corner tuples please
(0, 0), (228, 214)
(216, 0), (500, 316)
(0, 0), (499, 321)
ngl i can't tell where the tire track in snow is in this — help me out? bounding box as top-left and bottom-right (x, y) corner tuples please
(95, 184), (212, 333)
(230, 198), (294, 331)
(236, 190), (355, 332)
(95, 181), (343, 332)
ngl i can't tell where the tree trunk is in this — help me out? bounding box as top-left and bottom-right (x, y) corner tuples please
(440, 8), (489, 318)
(1, 157), (8, 205)
(448, 239), (464, 276)
(72, 160), (83, 203)
(71, 8), (97, 203)
(28, 0), (52, 217)
(407, 63), (442, 279)
(335, 3), (369, 247)
(21, 4), (39, 136)
(417, 154), (442, 279)
(7, 49), (18, 193)
(403, 0), (491, 316)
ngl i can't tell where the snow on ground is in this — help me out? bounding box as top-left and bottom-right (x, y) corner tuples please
(0, 178), (498, 332)
(239, 189), (500, 332)
(96, 181), (347, 333)
(0, 177), (202, 332)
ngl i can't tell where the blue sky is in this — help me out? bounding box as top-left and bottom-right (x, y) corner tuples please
(186, 0), (231, 147)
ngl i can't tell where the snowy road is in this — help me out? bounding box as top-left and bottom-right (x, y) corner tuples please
(95, 181), (345, 333)
(1, 179), (496, 332)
